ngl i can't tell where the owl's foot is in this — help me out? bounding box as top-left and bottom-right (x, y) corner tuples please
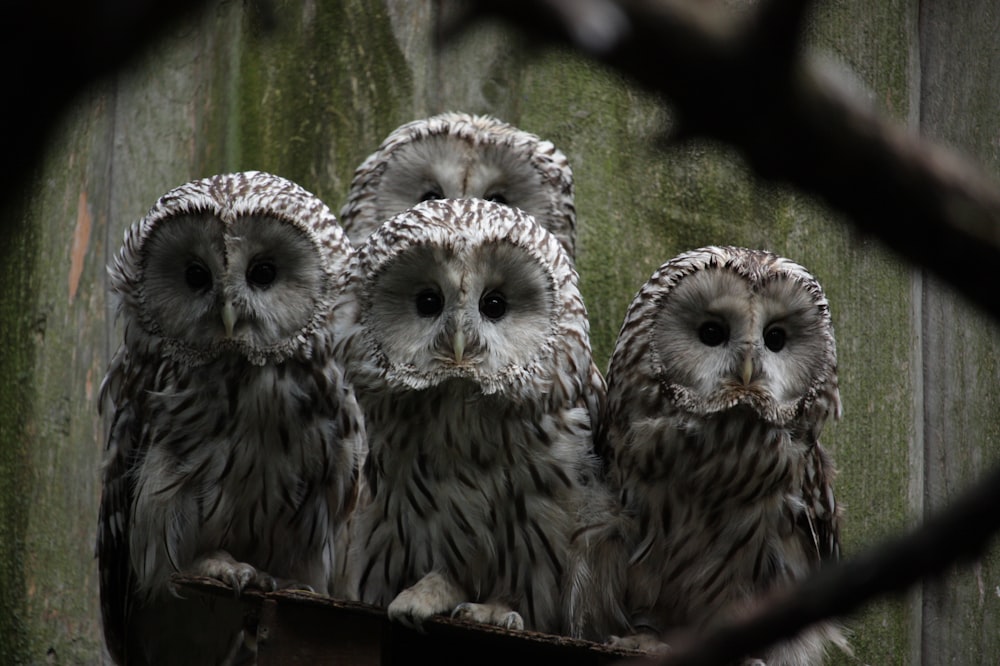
(387, 571), (464, 633)
(606, 631), (671, 655)
(187, 550), (277, 597)
(451, 602), (524, 630)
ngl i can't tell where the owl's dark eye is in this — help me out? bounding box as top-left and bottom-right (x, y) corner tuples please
(419, 189), (443, 202)
(697, 321), (728, 347)
(764, 326), (787, 352)
(415, 289), (444, 317)
(485, 192), (508, 205)
(184, 262), (212, 291)
(480, 290), (507, 320)
(247, 261), (277, 288)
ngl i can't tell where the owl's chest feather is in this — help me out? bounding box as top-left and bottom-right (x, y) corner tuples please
(356, 383), (587, 600)
(132, 359), (345, 584)
(626, 413), (814, 625)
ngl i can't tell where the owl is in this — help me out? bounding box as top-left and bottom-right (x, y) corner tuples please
(338, 111), (577, 260)
(96, 171), (364, 665)
(332, 197), (606, 636)
(597, 246), (850, 664)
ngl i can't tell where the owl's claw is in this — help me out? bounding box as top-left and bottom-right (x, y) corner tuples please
(387, 599), (432, 633)
(387, 571), (465, 632)
(188, 550), (277, 596)
(451, 602), (525, 630)
(386, 591), (437, 633)
(500, 612), (524, 631)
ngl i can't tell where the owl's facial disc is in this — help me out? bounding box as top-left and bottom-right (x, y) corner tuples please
(366, 240), (555, 389)
(654, 268), (819, 421)
(142, 215), (227, 346)
(219, 216), (325, 351)
(375, 136), (546, 224)
(141, 214), (325, 360)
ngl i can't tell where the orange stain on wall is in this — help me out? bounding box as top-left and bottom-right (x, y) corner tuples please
(69, 191), (92, 305)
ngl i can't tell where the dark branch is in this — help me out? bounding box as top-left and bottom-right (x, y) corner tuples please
(3, 0), (214, 207)
(456, 0), (1000, 322)
(630, 464), (1000, 665)
(451, 2), (1000, 664)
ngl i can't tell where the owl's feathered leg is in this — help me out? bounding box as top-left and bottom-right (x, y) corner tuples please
(387, 571), (465, 632)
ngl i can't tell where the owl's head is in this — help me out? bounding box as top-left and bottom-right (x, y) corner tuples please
(616, 246), (840, 425)
(110, 171), (352, 366)
(340, 112), (576, 259)
(344, 197), (586, 396)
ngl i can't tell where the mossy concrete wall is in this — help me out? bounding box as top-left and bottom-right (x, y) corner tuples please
(1, 0), (998, 663)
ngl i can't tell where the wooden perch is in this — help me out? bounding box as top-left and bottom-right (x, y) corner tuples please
(171, 574), (640, 665)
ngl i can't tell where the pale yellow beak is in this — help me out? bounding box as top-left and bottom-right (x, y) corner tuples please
(222, 301), (237, 338)
(740, 353), (753, 385)
(453, 329), (465, 363)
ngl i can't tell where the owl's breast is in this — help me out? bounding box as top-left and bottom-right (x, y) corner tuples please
(131, 357), (353, 589)
(670, 411), (802, 500)
(354, 382), (586, 624)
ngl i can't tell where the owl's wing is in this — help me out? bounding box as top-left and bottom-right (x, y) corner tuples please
(96, 351), (143, 664)
(797, 441), (842, 563)
(583, 359), (608, 445)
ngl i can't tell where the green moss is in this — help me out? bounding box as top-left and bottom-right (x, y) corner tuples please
(804, 0), (916, 122)
(0, 187), (37, 665)
(236, 0), (413, 204)
(7, 96), (112, 662)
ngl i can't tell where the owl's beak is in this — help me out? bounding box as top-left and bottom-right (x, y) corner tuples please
(740, 353), (754, 385)
(453, 329), (465, 363)
(222, 301), (237, 338)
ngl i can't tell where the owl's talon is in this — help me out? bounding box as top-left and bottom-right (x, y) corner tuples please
(187, 551), (279, 597)
(499, 611), (524, 630)
(387, 597), (432, 633)
(450, 602), (474, 619)
(253, 571), (277, 593)
(451, 601), (524, 630)
(387, 605), (428, 633)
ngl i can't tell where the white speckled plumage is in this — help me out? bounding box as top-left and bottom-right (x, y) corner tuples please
(597, 245), (849, 664)
(97, 171), (364, 665)
(333, 197), (606, 636)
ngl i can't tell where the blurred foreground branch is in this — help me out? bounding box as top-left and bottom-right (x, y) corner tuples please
(454, 0), (1000, 320)
(453, 1), (1000, 664)
(3, 0), (211, 208)
(631, 464), (1000, 665)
